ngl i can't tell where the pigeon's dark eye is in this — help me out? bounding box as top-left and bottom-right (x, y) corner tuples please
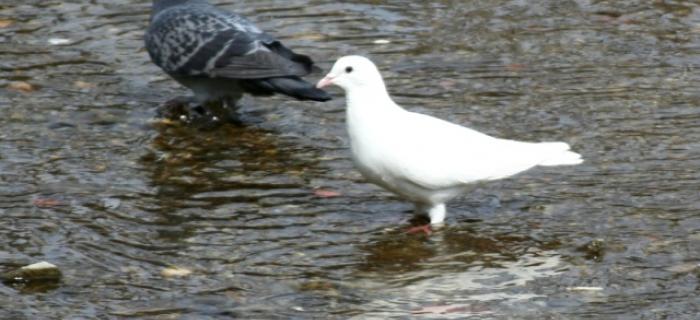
(345, 66), (353, 73)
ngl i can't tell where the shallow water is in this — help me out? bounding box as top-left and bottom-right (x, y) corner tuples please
(2, 0), (700, 318)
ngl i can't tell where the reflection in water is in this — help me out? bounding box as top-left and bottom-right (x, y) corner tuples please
(350, 226), (564, 317)
(359, 227), (526, 274)
(145, 123), (308, 201)
(356, 252), (562, 319)
(139, 122), (319, 235)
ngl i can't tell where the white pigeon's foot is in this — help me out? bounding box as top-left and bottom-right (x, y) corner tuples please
(404, 203), (446, 235)
(428, 203), (447, 225)
(406, 224), (432, 235)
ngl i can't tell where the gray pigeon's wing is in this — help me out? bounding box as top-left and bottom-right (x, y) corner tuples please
(209, 40), (314, 79)
(145, 2), (316, 80)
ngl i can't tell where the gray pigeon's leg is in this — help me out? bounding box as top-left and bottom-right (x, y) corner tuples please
(223, 96), (244, 122)
(197, 96), (244, 125)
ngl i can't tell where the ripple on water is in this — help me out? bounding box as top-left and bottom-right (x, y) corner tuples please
(2, 0), (700, 319)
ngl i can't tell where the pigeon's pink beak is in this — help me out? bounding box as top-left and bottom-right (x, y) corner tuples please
(316, 75), (334, 89)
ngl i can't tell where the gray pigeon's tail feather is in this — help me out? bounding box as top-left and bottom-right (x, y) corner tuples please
(244, 77), (331, 102)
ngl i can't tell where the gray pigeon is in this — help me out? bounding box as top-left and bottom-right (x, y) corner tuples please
(145, 0), (331, 115)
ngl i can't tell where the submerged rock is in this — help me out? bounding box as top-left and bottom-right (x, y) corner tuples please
(576, 238), (606, 261)
(7, 81), (37, 93)
(567, 286), (604, 292)
(161, 266), (192, 278)
(0, 19), (14, 28)
(2, 261), (62, 284)
(2, 261), (62, 293)
(666, 263), (699, 274)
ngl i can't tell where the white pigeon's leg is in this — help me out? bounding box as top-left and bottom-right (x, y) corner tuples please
(428, 203), (446, 225)
(414, 203), (430, 215)
(403, 203), (433, 235)
(407, 203), (446, 234)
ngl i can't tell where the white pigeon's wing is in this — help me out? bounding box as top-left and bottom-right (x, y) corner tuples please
(374, 111), (569, 190)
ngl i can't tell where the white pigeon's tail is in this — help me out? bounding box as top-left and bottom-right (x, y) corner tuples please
(537, 142), (584, 166)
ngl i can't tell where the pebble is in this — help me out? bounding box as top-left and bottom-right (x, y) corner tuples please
(48, 38), (71, 45)
(0, 19), (13, 28)
(666, 263), (698, 274)
(2, 261), (62, 284)
(7, 81), (36, 93)
(567, 286), (604, 292)
(161, 266), (192, 278)
(74, 80), (96, 90)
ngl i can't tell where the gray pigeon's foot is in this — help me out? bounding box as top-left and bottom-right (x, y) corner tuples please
(157, 96), (204, 120)
(206, 99), (245, 125)
(157, 97), (244, 128)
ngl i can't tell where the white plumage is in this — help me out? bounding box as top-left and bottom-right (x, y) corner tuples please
(317, 56), (583, 225)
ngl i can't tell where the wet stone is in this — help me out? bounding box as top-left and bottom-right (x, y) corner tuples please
(2, 261), (62, 292)
(37, 221), (59, 233)
(7, 81), (37, 93)
(666, 263), (699, 274)
(298, 279), (340, 297)
(3, 0), (700, 318)
(576, 238), (606, 262)
(0, 19), (14, 28)
(161, 266), (193, 278)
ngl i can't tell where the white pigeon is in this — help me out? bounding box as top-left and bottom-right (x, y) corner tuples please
(316, 56), (583, 226)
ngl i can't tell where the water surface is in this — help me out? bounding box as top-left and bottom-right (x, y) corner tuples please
(2, 0), (700, 318)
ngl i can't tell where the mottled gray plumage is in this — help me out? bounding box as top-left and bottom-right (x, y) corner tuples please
(145, 0), (331, 106)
